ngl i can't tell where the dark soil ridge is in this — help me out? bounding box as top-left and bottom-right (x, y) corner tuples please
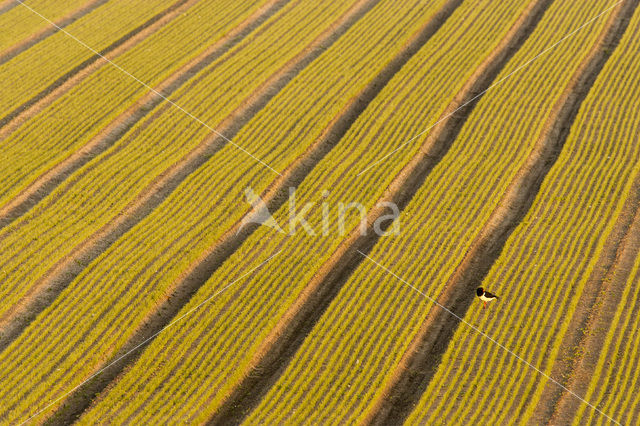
(0, 0), (111, 67)
(0, 0), (375, 350)
(544, 172), (640, 425)
(41, 0), (468, 422)
(362, 0), (638, 424)
(0, 0), (289, 229)
(530, 173), (640, 422)
(0, 0), (294, 340)
(12, 0), (388, 423)
(0, 0), (19, 16)
(0, 0), (204, 141)
(203, 0), (565, 423)
(0, 0), (194, 131)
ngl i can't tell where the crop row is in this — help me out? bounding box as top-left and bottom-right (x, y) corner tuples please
(0, 0), (448, 422)
(0, 0), (292, 317)
(0, 0), (176, 115)
(407, 2), (640, 424)
(566, 10), (640, 425)
(0, 0), (96, 54)
(575, 253), (640, 425)
(0, 0), (271, 209)
(70, 0), (564, 422)
(245, 0), (627, 423)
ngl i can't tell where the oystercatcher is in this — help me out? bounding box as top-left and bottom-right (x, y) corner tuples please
(476, 287), (499, 309)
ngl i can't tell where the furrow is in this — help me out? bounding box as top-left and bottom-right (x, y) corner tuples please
(205, 0), (557, 422)
(545, 174), (640, 424)
(363, 1), (638, 423)
(0, 0), (110, 67)
(0, 0), (385, 422)
(530, 172), (640, 424)
(0, 0), (18, 15)
(133, 1), (467, 374)
(0, 0), (289, 229)
(0, 0), (373, 371)
(0, 0), (376, 352)
(70, 0), (555, 421)
(0, 0), (527, 421)
(0, 0), (192, 130)
(0, 0), (201, 141)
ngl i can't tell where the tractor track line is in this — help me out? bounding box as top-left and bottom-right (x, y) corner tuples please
(529, 171), (640, 423)
(361, 0), (638, 424)
(544, 171), (640, 425)
(44, 0), (467, 422)
(0, 0), (110, 67)
(1, 0), (388, 422)
(0, 0), (194, 132)
(200, 0), (569, 423)
(0, 0), (363, 349)
(0, 0), (18, 15)
(0, 0), (290, 229)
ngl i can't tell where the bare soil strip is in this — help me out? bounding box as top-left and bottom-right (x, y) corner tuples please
(0, 0), (289, 229)
(4, 0), (389, 422)
(0, 0), (301, 344)
(0, 0), (19, 15)
(0, 0), (193, 131)
(199, 0), (569, 423)
(0, 0), (110, 67)
(530, 175), (640, 423)
(360, 1), (638, 424)
(40, 0), (466, 421)
(543, 173), (640, 424)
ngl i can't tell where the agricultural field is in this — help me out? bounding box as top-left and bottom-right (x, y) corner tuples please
(0, 0), (639, 424)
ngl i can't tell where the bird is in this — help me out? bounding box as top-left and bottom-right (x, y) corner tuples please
(476, 287), (499, 309)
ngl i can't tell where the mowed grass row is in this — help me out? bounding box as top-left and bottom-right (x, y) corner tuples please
(0, 0), (177, 114)
(0, 0), (452, 422)
(0, 0), (359, 320)
(576, 253), (640, 424)
(0, 0), (271, 208)
(71, 0), (558, 422)
(407, 4), (640, 424)
(242, 0), (625, 423)
(0, 0), (93, 53)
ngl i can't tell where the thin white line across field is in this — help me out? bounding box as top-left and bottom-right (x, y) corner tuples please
(14, 0), (282, 176)
(357, 250), (621, 425)
(356, 0), (626, 176)
(10, 0), (626, 424)
(18, 249), (283, 425)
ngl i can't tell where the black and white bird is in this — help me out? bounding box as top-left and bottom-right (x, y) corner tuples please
(476, 287), (499, 309)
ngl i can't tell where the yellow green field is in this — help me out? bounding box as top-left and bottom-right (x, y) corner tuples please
(1, 0), (639, 424)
